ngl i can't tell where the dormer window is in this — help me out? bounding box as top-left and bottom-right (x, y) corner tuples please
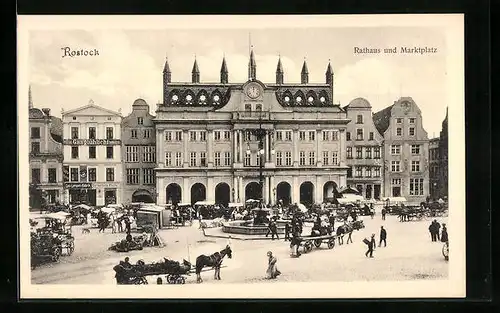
(137, 117), (143, 125)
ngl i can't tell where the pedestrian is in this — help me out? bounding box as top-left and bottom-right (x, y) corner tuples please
(434, 220), (441, 241)
(270, 218), (279, 240)
(329, 213), (336, 232)
(110, 213), (116, 234)
(379, 226), (387, 247)
(125, 217), (131, 234)
(365, 233), (376, 258)
(441, 224), (448, 243)
(156, 277), (163, 284)
(284, 223), (291, 241)
(290, 231), (302, 257)
(336, 225), (345, 245)
(381, 207), (386, 221)
(266, 251), (281, 279)
(429, 221), (436, 241)
(346, 229), (353, 244)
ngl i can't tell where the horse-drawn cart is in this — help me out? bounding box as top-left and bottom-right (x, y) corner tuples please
(113, 259), (193, 285)
(300, 234), (337, 253)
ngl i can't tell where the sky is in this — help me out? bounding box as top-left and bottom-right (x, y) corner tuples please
(28, 26), (448, 137)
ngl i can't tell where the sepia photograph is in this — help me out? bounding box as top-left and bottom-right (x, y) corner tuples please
(17, 14), (465, 299)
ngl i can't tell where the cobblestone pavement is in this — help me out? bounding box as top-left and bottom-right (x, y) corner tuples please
(29, 214), (449, 285)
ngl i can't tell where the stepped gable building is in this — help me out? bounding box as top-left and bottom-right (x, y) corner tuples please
(154, 50), (349, 207)
(438, 108), (448, 200)
(429, 137), (440, 200)
(62, 100), (123, 206)
(373, 97), (430, 204)
(121, 99), (157, 204)
(28, 86), (64, 207)
(343, 98), (384, 200)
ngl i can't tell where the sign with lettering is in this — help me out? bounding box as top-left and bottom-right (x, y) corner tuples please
(64, 182), (92, 189)
(63, 139), (121, 146)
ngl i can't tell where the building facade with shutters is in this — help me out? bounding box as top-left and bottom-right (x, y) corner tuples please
(373, 97), (430, 204)
(61, 100), (123, 206)
(121, 99), (157, 204)
(344, 98), (385, 200)
(154, 50), (349, 207)
(28, 87), (64, 207)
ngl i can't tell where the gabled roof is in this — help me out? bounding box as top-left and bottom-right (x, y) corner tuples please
(62, 102), (121, 116)
(345, 97), (372, 109)
(372, 104), (394, 136)
(50, 116), (63, 143)
(29, 108), (45, 119)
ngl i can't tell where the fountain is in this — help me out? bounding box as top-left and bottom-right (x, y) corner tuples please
(222, 207), (287, 236)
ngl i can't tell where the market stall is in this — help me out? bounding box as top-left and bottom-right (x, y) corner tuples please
(136, 205), (170, 230)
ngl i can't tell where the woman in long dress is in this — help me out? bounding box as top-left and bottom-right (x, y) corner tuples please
(266, 251), (281, 279)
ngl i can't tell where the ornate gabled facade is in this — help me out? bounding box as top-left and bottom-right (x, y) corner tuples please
(29, 86), (64, 208)
(155, 49), (349, 207)
(373, 97), (430, 204)
(344, 98), (385, 200)
(62, 100), (123, 206)
(121, 99), (157, 204)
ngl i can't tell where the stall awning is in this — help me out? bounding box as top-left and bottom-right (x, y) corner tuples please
(338, 186), (360, 194)
(195, 201), (215, 206)
(384, 197), (407, 203)
(177, 203), (192, 207)
(38, 212), (70, 220)
(342, 194), (364, 201)
(246, 199), (259, 203)
(228, 203), (244, 208)
(74, 204), (92, 210)
(138, 206), (165, 212)
(100, 207), (116, 214)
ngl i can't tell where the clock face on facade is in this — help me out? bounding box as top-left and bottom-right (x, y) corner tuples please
(246, 84), (261, 99)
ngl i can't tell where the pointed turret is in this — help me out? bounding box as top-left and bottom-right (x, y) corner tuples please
(220, 56), (228, 84)
(325, 60), (333, 86)
(301, 58), (309, 84)
(276, 56), (284, 85)
(248, 48), (256, 80)
(192, 57), (200, 83)
(28, 85), (33, 109)
(163, 56), (171, 83)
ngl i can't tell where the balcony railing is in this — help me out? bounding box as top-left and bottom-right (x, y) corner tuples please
(234, 111), (271, 120)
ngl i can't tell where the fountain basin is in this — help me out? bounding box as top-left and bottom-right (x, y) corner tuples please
(222, 220), (287, 235)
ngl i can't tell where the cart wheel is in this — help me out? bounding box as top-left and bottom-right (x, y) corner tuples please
(166, 274), (176, 284)
(303, 241), (313, 253)
(327, 239), (335, 249)
(52, 247), (61, 262)
(175, 276), (185, 284)
(314, 240), (322, 248)
(442, 243), (449, 261)
(68, 241), (75, 255)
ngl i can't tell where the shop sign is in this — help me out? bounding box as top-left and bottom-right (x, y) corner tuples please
(63, 139), (121, 146)
(64, 182), (92, 189)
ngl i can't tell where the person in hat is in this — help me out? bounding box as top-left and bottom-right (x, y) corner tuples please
(266, 251), (281, 279)
(365, 233), (376, 258)
(379, 226), (387, 247)
(440, 223), (448, 243)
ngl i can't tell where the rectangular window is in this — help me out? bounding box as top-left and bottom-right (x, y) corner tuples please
(165, 152), (172, 167)
(346, 132), (351, 141)
(88, 127), (96, 139)
(276, 151), (283, 166)
(347, 166), (352, 178)
(392, 178), (402, 185)
(137, 117), (144, 125)
(285, 131), (292, 141)
(245, 103), (252, 112)
(410, 178), (424, 196)
(143, 168), (155, 185)
(106, 146), (114, 159)
(200, 152), (206, 167)
(299, 131), (306, 141)
(215, 131), (223, 141)
(31, 127), (41, 139)
(143, 129), (151, 138)
(409, 118), (416, 124)
(332, 131), (339, 141)
(347, 147), (353, 159)
(276, 131), (283, 141)
(199, 131), (207, 142)
(396, 127), (402, 136)
(396, 118), (403, 124)
(71, 146), (79, 159)
(356, 129), (363, 140)
(214, 152), (221, 166)
(131, 129), (138, 138)
(365, 167), (372, 178)
(223, 131), (231, 141)
(323, 151), (329, 165)
(70, 168), (79, 182)
(332, 152), (338, 165)
(88, 168), (96, 182)
(309, 151), (315, 165)
(369, 132), (374, 140)
(88, 146), (96, 159)
(126, 168), (140, 185)
(48, 168), (57, 183)
(391, 144), (401, 155)
(175, 152), (182, 167)
(143, 146), (156, 163)
(243, 131), (251, 142)
(126, 146), (139, 162)
(308, 131), (315, 141)
(256, 154), (261, 166)
(356, 115), (363, 124)
(365, 147), (372, 159)
(244, 153), (251, 167)
(356, 147), (363, 159)
(355, 167), (363, 178)
(106, 168), (114, 182)
(190, 152), (197, 167)
(165, 131), (172, 141)
(409, 127), (415, 136)
(322, 131), (329, 141)
(299, 151), (306, 166)
(391, 161), (401, 172)
(285, 151), (292, 166)
(106, 127), (114, 140)
(175, 131), (183, 141)
(411, 161), (420, 172)
(224, 152), (231, 166)
(71, 127), (79, 139)
(31, 168), (41, 184)
(189, 131), (197, 142)
(374, 146), (381, 159)
(374, 167), (380, 177)
(31, 142), (40, 154)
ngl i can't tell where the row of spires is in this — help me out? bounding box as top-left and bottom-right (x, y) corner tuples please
(163, 48), (334, 85)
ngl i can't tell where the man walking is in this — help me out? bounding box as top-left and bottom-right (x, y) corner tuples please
(381, 207), (386, 221)
(284, 222), (291, 241)
(429, 221), (437, 241)
(365, 233), (376, 258)
(434, 220), (441, 241)
(379, 226), (387, 247)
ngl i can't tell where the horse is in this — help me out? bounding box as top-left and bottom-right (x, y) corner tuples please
(195, 245), (232, 283)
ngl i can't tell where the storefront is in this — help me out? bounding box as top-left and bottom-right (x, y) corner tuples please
(65, 182), (96, 206)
